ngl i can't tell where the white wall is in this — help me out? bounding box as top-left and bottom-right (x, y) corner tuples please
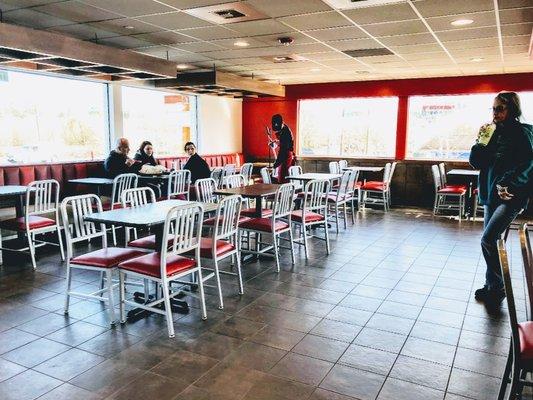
(197, 95), (242, 154)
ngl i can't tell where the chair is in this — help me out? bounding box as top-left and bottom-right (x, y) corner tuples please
(121, 187), (161, 250)
(338, 160), (348, 170)
(472, 188), (484, 221)
(328, 170), (358, 231)
(497, 238), (533, 400)
(346, 168), (362, 215)
(60, 194), (145, 326)
(195, 178), (218, 204)
(240, 163), (253, 185)
(240, 183), (296, 272)
(439, 162), (468, 192)
(288, 165), (304, 192)
(198, 195), (244, 310)
(291, 179), (330, 259)
(166, 170), (191, 201)
(519, 224), (533, 321)
(106, 173), (138, 245)
(0, 179), (65, 270)
(431, 165), (466, 219)
(210, 167), (223, 188)
(361, 163), (390, 211)
(260, 167), (272, 184)
(222, 174), (247, 189)
(222, 164), (236, 179)
(328, 161), (340, 174)
(118, 203), (208, 338)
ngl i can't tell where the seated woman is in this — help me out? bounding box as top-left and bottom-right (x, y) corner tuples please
(183, 142), (211, 183)
(134, 141), (158, 166)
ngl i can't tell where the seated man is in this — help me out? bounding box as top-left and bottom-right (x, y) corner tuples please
(104, 138), (141, 178)
(183, 142), (211, 183)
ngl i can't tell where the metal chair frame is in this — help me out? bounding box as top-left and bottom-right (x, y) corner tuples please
(195, 178), (218, 204)
(0, 179), (65, 269)
(121, 187), (156, 245)
(167, 169), (191, 200)
(240, 163), (253, 185)
(108, 173), (138, 245)
(361, 162), (396, 211)
(431, 164), (465, 219)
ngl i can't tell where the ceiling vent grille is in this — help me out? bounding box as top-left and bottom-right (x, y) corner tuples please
(186, 2), (267, 24)
(343, 48), (393, 57)
(213, 9), (245, 19)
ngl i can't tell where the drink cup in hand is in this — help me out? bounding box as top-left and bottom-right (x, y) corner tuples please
(477, 123), (496, 146)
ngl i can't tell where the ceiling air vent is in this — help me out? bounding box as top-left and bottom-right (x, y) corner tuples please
(213, 9), (245, 19)
(186, 2), (267, 24)
(263, 55), (307, 63)
(343, 48), (393, 58)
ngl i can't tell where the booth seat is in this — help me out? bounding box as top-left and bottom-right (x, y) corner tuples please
(0, 152), (244, 197)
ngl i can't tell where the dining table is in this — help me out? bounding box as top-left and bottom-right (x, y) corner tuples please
(342, 166), (384, 173)
(214, 183), (280, 218)
(0, 185), (32, 241)
(68, 177), (114, 196)
(447, 169), (480, 217)
(83, 199), (217, 320)
(286, 173), (342, 184)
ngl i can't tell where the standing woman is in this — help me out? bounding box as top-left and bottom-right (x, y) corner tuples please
(271, 114), (295, 184)
(134, 141), (158, 166)
(470, 91), (533, 305)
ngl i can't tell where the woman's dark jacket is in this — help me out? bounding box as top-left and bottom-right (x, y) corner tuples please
(183, 153), (211, 183)
(469, 120), (533, 206)
(134, 151), (158, 166)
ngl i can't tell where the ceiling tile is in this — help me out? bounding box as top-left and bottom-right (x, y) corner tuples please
(427, 11), (495, 32)
(139, 11), (213, 30)
(305, 26), (369, 42)
(225, 19), (291, 36)
(344, 3), (419, 25)
(99, 35), (151, 49)
(499, 7), (533, 24)
(327, 38), (384, 52)
(166, 49), (212, 62)
(80, 0), (175, 17)
(3, 8), (72, 28)
(291, 42), (333, 54)
(34, 1), (121, 23)
(437, 26), (498, 42)
(244, 0), (332, 18)
(364, 20), (429, 37)
(390, 43), (444, 54)
(500, 22), (533, 36)
(89, 18), (161, 36)
(302, 52), (348, 61)
(254, 32), (317, 46)
(411, 0), (494, 18)
(443, 37), (499, 50)
(0, 0), (58, 8)
(402, 51), (450, 61)
(47, 23), (117, 40)
(211, 37), (270, 49)
(498, 0), (533, 9)
(178, 26), (239, 40)
(279, 11), (351, 31)
(502, 34), (531, 46)
(173, 41), (225, 52)
(503, 44), (530, 54)
(132, 30), (194, 45)
(451, 47), (500, 58)
(379, 33), (437, 46)
(158, 0), (235, 9)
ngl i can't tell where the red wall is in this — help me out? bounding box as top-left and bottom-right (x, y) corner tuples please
(242, 72), (533, 160)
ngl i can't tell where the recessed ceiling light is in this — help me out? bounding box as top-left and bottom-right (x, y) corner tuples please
(234, 40), (249, 47)
(177, 64), (190, 70)
(478, 69), (488, 73)
(451, 19), (473, 26)
(123, 25), (135, 30)
(470, 57), (484, 62)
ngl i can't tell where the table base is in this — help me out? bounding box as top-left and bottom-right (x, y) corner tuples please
(126, 291), (189, 322)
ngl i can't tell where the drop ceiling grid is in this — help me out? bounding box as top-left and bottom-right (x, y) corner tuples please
(0, 0), (529, 83)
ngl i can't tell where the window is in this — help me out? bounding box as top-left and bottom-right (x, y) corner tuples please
(121, 86), (196, 158)
(298, 97), (398, 158)
(0, 69), (109, 164)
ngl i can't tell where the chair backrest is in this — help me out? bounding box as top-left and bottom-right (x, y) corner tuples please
(338, 160), (348, 170)
(195, 178), (217, 203)
(222, 174), (246, 189)
(498, 239), (521, 363)
(431, 165), (442, 192)
(111, 173), (138, 206)
(161, 204), (204, 276)
(223, 164), (236, 177)
(387, 161), (397, 185)
(272, 183), (295, 219)
(167, 170), (191, 200)
(240, 163), (253, 183)
(328, 161), (340, 174)
(335, 171), (353, 199)
(519, 223), (533, 320)
(260, 167), (272, 184)
(26, 179), (60, 217)
(303, 179), (330, 216)
(213, 195), (242, 241)
(288, 165), (302, 176)
(381, 163), (392, 186)
(347, 169), (360, 194)
(210, 167), (223, 187)
(438, 162), (447, 187)
(121, 187), (156, 208)
(61, 194), (107, 256)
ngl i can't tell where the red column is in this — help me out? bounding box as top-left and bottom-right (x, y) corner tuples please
(395, 96), (408, 160)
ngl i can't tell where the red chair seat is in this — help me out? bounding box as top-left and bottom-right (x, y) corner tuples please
(291, 210), (325, 223)
(241, 208), (273, 218)
(70, 248), (146, 269)
(361, 181), (386, 191)
(128, 234), (176, 250)
(326, 193), (347, 202)
(118, 252), (196, 278)
(240, 217), (289, 233)
(199, 237), (235, 258)
(156, 194), (187, 202)
(94, 202), (123, 211)
(444, 184), (468, 191)
(519, 322), (533, 360)
(204, 216), (251, 226)
(0, 215), (56, 231)
(437, 187), (466, 195)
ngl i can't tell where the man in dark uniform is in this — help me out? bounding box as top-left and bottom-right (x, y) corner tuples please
(271, 114), (295, 184)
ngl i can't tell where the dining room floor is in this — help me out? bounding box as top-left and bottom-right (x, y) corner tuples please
(0, 208), (529, 400)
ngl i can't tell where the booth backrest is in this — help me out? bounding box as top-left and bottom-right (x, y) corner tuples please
(0, 153), (244, 197)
